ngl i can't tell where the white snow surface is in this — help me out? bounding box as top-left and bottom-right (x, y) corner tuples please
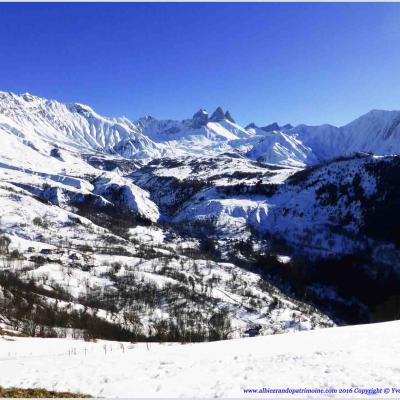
(0, 91), (162, 169)
(247, 109), (400, 166)
(93, 172), (160, 222)
(247, 131), (317, 167)
(282, 109), (400, 165)
(0, 321), (399, 398)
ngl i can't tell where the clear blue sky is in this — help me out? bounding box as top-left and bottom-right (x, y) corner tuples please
(1, 3), (400, 126)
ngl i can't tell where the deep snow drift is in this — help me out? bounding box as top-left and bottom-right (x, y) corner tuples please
(0, 321), (399, 398)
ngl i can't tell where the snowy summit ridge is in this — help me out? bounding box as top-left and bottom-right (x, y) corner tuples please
(2, 91), (400, 167)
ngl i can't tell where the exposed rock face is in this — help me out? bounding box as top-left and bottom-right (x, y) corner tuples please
(191, 109), (209, 128)
(246, 122), (292, 132)
(50, 148), (62, 159)
(225, 111), (235, 123)
(245, 122), (258, 130)
(192, 108), (235, 125)
(261, 122), (280, 132)
(210, 107), (226, 122)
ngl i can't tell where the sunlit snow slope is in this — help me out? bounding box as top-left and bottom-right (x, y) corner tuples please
(0, 321), (399, 398)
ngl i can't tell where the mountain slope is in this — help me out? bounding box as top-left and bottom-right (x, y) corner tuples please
(0, 92), (162, 171)
(136, 108), (253, 158)
(0, 129), (330, 340)
(0, 321), (399, 398)
(245, 109), (400, 166)
(250, 110), (400, 165)
(246, 131), (317, 167)
(281, 109), (400, 164)
(2, 91), (400, 340)
(0, 169), (331, 339)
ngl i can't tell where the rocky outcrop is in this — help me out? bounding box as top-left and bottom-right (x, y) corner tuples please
(261, 122), (280, 132)
(210, 107), (226, 122)
(245, 122), (258, 130)
(191, 109), (208, 128)
(225, 111), (235, 123)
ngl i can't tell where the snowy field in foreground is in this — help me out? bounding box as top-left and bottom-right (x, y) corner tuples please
(0, 321), (399, 398)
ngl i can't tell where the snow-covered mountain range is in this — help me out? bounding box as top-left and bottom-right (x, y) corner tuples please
(3, 91), (400, 168)
(1, 91), (400, 341)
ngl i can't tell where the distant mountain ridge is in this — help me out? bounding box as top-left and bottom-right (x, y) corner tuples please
(2, 91), (400, 169)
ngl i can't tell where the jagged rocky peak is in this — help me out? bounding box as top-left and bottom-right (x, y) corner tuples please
(245, 122), (258, 130)
(225, 110), (235, 123)
(261, 122), (280, 132)
(141, 115), (156, 121)
(210, 106), (226, 122)
(191, 109), (209, 128)
(259, 122), (293, 132)
(246, 122), (293, 132)
(203, 107), (236, 123)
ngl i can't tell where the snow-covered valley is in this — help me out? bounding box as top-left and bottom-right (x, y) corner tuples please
(0, 90), (400, 359)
